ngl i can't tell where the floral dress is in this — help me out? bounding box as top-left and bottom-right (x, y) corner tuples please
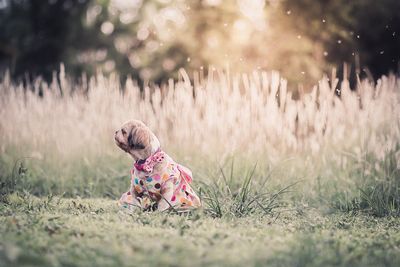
(119, 150), (201, 211)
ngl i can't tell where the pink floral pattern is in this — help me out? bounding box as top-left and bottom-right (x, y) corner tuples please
(119, 150), (201, 211)
(133, 150), (165, 173)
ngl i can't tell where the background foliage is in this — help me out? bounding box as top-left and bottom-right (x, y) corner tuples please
(0, 0), (399, 85)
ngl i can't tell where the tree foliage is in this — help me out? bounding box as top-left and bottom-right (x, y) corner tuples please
(0, 0), (399, 84)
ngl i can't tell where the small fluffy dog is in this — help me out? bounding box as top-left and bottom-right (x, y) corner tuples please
(115, 120), (201, 211)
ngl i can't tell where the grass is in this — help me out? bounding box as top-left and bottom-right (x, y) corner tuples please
(0, 67), (400, 266)
(357, 148), (400, 217)
(199, 161), (297, 218)
(1, 195), (399, 267)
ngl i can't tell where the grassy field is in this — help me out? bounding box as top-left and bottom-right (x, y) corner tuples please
(1, 196), (399, 267)
(1, 68), (400, 266)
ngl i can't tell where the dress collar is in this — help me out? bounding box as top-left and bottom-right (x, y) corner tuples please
(133, 148), (165, 173)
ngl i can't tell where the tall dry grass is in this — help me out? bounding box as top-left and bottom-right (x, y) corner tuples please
(0, 66), (399, 214)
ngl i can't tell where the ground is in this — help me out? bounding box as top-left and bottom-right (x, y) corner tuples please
(1, 195), (399, 267)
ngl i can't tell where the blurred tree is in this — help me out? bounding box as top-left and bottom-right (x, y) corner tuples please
(90, 0), (191, 82)
(175, 0), (326, 85)
(0, 0), (399, 85)
(0, 0), (92, 80)
(281, 0), (400, 80)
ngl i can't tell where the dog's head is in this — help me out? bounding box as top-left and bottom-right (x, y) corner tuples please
(114, 120), (160, 160)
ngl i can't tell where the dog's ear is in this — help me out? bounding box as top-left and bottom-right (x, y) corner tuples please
(128, 126), (148, 150)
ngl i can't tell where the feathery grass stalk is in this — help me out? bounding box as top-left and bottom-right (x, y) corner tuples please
(0, 67), (399, 215)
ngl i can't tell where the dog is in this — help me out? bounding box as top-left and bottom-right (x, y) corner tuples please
(114, 120), (201, 211)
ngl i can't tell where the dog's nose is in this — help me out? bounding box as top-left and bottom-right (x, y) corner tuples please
(115, 130), (118, 134)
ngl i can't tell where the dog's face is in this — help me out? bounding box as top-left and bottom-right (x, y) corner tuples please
(114, 120), (160, 160)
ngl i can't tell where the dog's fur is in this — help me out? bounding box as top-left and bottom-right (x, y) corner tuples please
(115, 120), (201, 211)
(115, 120), (160, 161)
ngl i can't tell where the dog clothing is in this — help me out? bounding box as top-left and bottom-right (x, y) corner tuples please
(119, 150), (201, 211)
